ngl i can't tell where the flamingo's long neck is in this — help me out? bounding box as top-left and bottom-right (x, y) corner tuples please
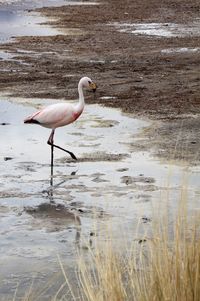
(75, 81), (85, 113)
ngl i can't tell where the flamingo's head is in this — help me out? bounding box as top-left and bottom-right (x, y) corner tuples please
(80, 76), (97, 93)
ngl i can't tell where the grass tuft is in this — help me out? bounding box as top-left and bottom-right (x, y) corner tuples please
(75, 193), (200, 301)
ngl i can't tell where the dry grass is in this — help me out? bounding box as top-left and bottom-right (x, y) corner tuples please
(74, 192), (200, 301)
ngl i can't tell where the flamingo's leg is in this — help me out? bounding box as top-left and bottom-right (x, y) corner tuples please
(47, 129), (77, 161)
(48, 130), (55, 186)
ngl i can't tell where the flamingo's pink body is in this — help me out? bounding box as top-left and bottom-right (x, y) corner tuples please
(24, 76), (96, 129)
(25, 102), (83, 129)
(24, 76), (96, 161)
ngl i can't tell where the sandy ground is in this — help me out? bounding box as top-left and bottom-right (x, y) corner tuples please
(0, 0), (200, 163)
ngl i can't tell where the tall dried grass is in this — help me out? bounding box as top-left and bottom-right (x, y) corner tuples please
(75, 190), (200, 301)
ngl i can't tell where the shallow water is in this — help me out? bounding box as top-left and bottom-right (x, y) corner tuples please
(0, 96), (200, 298)
(112, 21), (200, 38)
(0, 0), (91, 43)
(0, 0), (97, 8)
(161, 47), (200, 54)
(0, 8), (63, 43)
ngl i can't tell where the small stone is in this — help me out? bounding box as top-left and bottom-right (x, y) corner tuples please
(4, 157), (13, 161)
(138, 239), (147, 244)
(141, 216), (151, 223)
(78, 209), (84, 213)
(0, 122), (10, 126)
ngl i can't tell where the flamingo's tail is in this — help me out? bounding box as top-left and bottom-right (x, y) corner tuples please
(24, 116), (40, 124)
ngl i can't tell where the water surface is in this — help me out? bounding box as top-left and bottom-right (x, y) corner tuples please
(112, 21), (200, 38)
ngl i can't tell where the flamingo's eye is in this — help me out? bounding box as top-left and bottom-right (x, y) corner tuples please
(88, 80), (92, 84)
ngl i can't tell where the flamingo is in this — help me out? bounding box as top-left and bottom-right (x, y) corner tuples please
(24, 76), (97, 181)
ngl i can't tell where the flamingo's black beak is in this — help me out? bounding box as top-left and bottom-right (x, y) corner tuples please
(90, 82), (97, 93)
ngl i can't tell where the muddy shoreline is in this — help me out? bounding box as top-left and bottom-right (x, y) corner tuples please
(0, 0), (200, 163)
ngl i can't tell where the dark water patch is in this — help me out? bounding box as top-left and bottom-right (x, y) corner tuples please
(58, 152), (129, 163)
(116, 168), (129, 172)
(24, 202), (81, 234)
(121, 175), (156, 185)
(25, 202), (79, 220)
(91, 119), (119, 128)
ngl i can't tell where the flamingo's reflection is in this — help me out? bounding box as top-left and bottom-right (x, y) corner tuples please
(26, 169), (81, 247)
(49, 169), (78, 198)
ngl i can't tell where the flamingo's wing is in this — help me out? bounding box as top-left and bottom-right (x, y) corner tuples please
(24, 103), (73, 128)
